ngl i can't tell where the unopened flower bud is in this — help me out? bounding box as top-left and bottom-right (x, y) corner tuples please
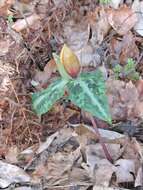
(60, 44), (81, 78)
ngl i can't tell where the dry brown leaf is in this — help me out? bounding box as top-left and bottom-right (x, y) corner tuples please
(0, 161), (30, 188)
(5, 146), (19, 164)
(73, 124), (124, 148)
(19, 145), (36, 164)
(107, 6), (138, 35)
(132, 0), (143, 36)
(110, 32), (139, 64)
(0, 109), (2, 121)
(86, 143), (122, 162)
(120, 82), (143, 120)
(11, 1), (34, 16)
(107, 79), (143, 121)
(119, 32), (139, 64)
(0, 99), (9, 112)
(44, 151), (82, 186)
(92, 159), (115, 187)
(73, 124), (99, 147)
(135, 102), (143, 119)
(0, 39), (10, 56)
(63, 19), (89, 51)
(87, 7), (110, 45)
(133, 139), (143, 160)
(0, 147), (7, 158)
(115, 159), (135, 183)
(36, 131), (58, 154)
(137, 79), (143, 100)
(33, 59), (56, 87)
(93, 186), (129, 190)
(0, 0), (15, 16)
(135, 167), (143, 187)
(119, 138), (141, 174)
(119, 81), (139, 103)
(12, 14), (41, 32)
(70, 167), (91, 186)
(85, 145), (116, 187)
(32, 164), (47, 180)
(35, 127), (74, 156)
(0, 62), (15, 93)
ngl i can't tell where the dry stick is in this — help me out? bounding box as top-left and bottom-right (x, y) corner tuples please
(89, 115), (113, 163)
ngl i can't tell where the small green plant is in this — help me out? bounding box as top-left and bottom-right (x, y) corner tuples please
(7, 15), (14, 24)
(99, 0), (111, 4)
(113, 58), (139, 81)
(113, 64), (122, 79)
(32, 44), (111, 124)
(32, 44), (112, 162)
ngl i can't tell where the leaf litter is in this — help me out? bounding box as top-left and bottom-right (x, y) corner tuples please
(0, 0), (143, 189)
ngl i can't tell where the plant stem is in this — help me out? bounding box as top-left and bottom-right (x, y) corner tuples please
(89, 115), (113, 163)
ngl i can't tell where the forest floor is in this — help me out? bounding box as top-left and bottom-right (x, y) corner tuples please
(0, 0), (143, 190)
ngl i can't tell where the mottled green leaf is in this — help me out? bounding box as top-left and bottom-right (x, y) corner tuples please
(67, 70), (112, 124)
(32, 79), (67, 115)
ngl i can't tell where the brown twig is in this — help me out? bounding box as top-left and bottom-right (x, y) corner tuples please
(89, 115), (113, 163)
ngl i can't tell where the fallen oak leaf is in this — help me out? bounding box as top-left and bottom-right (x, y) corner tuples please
(107, 5), (138, 35)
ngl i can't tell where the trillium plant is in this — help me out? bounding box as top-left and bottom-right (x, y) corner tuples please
(32, 44), (112, 161)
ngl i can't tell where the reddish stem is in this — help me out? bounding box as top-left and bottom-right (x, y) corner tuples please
(89, 115), (113, 163)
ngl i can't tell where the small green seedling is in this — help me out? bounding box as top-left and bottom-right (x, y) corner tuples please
(7, 15), (14, 24)
(32, 44), (113, 162)
(113, 58), (139, 81)
(113, 64), (122, 79)
(99, 0), (111, 4)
